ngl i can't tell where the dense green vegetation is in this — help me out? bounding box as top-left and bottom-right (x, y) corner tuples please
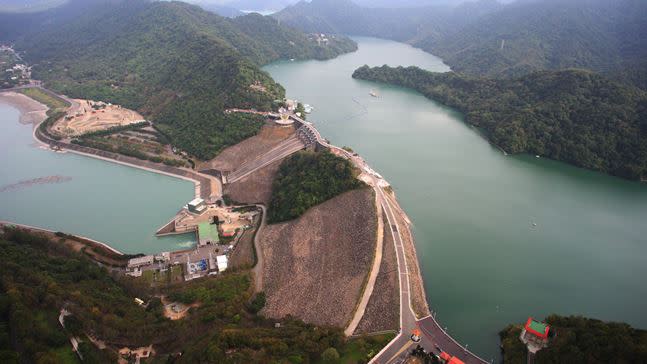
(499, 315), (647, 363)
(1, 0), (356, 159)
(0, 226), (388, 363)
(268, 151), (366, 223)
(417, 0), (647, 90)
(353, 65), (647, 180)
(276, 0), (647, 90)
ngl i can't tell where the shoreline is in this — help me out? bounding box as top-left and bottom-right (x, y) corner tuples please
(0, 91), (48, 125)
(0, 220), (124, 255)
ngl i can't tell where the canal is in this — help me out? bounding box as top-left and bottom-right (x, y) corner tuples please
(264, 36), (647, 360)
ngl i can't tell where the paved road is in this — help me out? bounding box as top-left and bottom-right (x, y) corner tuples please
(289, 114), (489, 364)
(252, 205), (267, 293)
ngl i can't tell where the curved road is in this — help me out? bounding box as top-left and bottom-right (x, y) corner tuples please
(252, 204), (267, 293)
(290, 114), (488, 364)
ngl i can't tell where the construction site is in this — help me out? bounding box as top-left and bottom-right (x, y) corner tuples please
(52, 99), (145, 137)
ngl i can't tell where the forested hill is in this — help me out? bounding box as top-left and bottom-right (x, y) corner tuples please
(273, 0), (502, 44)
(499, 315), (647, 363)
(275, 0), (647, 90)
(0, 0), (356, 159)
(419, 0), (647, 90)
(353, 65), (647, 180)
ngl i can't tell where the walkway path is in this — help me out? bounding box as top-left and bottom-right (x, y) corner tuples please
(345, 193), (385, 336)
(252, 205), (267, 293)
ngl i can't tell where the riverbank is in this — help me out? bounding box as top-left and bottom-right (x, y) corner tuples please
(0, 221), (130, 267)
(0, 91), (48, 125)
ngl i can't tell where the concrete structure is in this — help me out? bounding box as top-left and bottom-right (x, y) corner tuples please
(188, 198), (207, 214)
(127, 255), (154, 269)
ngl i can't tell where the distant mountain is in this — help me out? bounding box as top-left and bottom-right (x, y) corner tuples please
(420, 0), (647, 89)
(273, 0), (503, 43)
(0, 0), (68, 13)
(2, 0), (356, 159)
(354, 65), (647, 180)
(227, 0), (295, 12)
(276, 0), (647, 90)
(177, 1), (245, 17)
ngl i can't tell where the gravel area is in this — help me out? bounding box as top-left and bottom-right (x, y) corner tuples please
(355, 208), (400, 334)
(260, 188), (377, 328)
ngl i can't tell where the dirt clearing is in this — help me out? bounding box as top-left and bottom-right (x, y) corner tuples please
(224, 159), (282, 205)
(53, 99), (144, 136)
(259, 188), (377, 328)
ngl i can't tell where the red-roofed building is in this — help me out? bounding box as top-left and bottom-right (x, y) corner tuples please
(520, 317), (551, 354)
(440, 352), (451, 361)
(524, 317), (550, 339)
(438, 351), (465, 364)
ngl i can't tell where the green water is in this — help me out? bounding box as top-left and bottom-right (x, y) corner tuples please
(0, 102), (196, 254)
(264, 37), (647, 360)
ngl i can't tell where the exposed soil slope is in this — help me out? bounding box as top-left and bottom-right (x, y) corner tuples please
(260, 188), (376, 327)
(200, 123), (295, 172)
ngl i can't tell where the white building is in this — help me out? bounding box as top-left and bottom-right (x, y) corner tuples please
(216, 255), (228, 272)
(187, 198), (207, 214)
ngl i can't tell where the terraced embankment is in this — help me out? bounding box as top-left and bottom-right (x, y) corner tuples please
(259, 188), (377, 327)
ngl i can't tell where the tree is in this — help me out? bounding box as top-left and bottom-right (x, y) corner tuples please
(321, 347), (340, 363)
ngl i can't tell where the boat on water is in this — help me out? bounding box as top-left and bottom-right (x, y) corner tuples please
(303, 104), (314, 114)
(369, 89), (378, 97)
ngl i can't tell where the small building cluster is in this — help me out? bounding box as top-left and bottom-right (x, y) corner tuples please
(127, 199), (259, 281)
(1, 46), (31, 88)
(309, 33), (331, 46)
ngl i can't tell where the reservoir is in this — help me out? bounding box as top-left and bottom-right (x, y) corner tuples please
(0, 101), (196, 254)
(264, 37), (647, 360)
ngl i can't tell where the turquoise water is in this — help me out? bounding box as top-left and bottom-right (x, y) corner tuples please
(0, 102), (196, 254)
(264, 37), (647, 360)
